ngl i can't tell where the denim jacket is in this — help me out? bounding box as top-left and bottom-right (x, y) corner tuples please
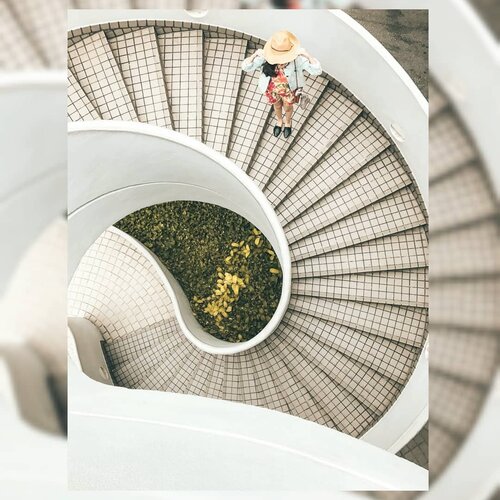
(241, 54), (322, 93)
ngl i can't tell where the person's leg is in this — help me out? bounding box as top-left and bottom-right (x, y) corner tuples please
(273, 100), (283, 126)
(284, 103), (293, 127)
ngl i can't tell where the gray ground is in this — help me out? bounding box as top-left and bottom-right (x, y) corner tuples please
(346, 9), (429, 99)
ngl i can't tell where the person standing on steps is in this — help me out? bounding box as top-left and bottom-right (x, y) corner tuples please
(241, 30), (322, 139)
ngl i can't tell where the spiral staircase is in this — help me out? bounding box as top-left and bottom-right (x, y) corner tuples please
(67, 14), (429, 460)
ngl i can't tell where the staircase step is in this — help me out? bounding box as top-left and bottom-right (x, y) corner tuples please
(284, 310), (418, 384)
(289, 295), (427, 347)
(68, 31), (137, 121)
(157, 30), (203, 140)
(292, 268), (428, 307)
(428, 421), (460, 481)
(429, 82), (447, 118)
(290, 186), (427, 261)
(285, 149), (411, 243)
(292, 227), (428, 276)
(6, 0), (66, 68)
(257, 332), (336, 426)
(274, 331), (377, 435)
(431, 327), (497, 385)
(430, 110), (475, 180)
(203, 355), (225, 400)
(247, 75), (330, 188)
(68, 69), (101, 121)
(276, 117), (391, 225)
(431, 220), (499, 278)
(203, 37), (248, 153)
(165, 343), (202, 393)
(264, 87), (362, 205)
(0, 1), (44, 69)
(431, 372), (485, 436)
(238, 352), (270, 408)
(430, 164), (497, 232)
(281, 320), (401, 415)
(226, 45), (271, 170)
(187, 352), (212, 397)
(223, 355), (243, 403)
(109, 27), (173, 128)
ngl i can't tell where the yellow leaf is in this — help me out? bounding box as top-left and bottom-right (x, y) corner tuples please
(270, 268), (280, 274)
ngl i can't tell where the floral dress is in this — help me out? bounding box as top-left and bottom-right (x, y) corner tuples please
(264, 64), (296, 106)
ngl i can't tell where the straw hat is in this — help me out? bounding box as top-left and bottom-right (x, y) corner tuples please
(263, 30), (301, 64)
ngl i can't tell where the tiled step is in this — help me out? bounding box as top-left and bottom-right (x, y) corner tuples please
(429, 82), (447, 118)
(428, 421), (459, 481)
(226, 45), (271, 170)
(432, 279), (499, 331)
(68, 31), (138, 121)
(68, 69), (101, 121)
(276, 117), (391, 225)
(187, 352), (212, 397)
(430, 220), (499, 278)
(240, 347), (291, 413)
(292, 227), (428, 277)
(430, 373), (485, 436)
(135, 342), (190, 390)
(238, 352), (269, 408)
(284, 310), (418, 384)
(288, 295), (427, 347)
(429, 110), (476, 180)
(274, 331), (377, 435)
(165, 343), (202, 393)
(223, 355), (243, 403)
(256, 332), (336, 426)
(0, 1), (44, 69)
(6, 0), (66, 68)
(112, 328), (184, 388)
(157, 30), (203, 140)
(202, 355), (225, 400)
(264, 87), (362, 204)
(246, 75), (330, 188)
(431, 328), (497, 385)
(430, 164), (497, 232)
(203, 38), (248, 153)
(285, 149), (412, 243)
(290, 186), (427, 261)
(109, 28), (173, 128)
(292, 268), (428, 307)
(281, 320), (401, 416)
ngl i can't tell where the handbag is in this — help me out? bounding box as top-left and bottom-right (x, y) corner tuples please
(293, 59), (311, 111)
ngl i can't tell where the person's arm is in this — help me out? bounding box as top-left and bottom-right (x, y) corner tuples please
(297, 48), (322, 75)
(241, 48), (266, 72)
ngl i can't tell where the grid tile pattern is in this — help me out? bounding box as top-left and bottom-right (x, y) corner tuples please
(0, 1), (44, 70)
(246, 75), (329, 188)
(292, 268), (429, 307)
(204, 355), (225, 400)
(109, 27), (173, 128)
(68, 228), (173, 341)
(6, 0), (66, 68)
(428, 422), (459, 481)
(290, 187), (427, 261)
(68, 69), (101, 121)
(289, 296), (427, 347)
(280, 318), (401, 418)
(285, 149), (411, 243)
(430, 110), (476, 180)
(166, 343), (202, 393)
(68, 31), (138, 121)
(226, 45), (270, 170)
(284, 310), (418, 384)
(203, 37), (247, 153)
(397, 423), (428, 469)
(223, 355), (243, 402)
(264, 87), (363, 205)
(292, 227), (428, 277)
(430, 164), (497, 232)
(187, 353), (211, 397)
(276, 117), (391, 225)
(157, 30), (203, 139)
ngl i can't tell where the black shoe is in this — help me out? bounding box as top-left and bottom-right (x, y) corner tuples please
(283, 126), (292, 138)
(273, 125), (282, 137)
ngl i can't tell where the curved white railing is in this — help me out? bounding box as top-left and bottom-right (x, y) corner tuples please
(69, 121), (292, 355)
(68, 9), (428, 207)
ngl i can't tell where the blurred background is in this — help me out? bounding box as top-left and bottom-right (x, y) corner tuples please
(0, 0), (498, 498)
